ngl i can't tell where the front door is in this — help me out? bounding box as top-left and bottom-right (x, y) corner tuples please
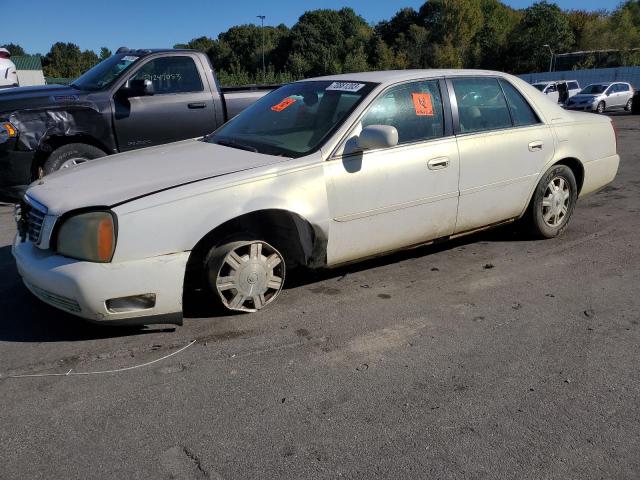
(113, 55), (217, 151)
(450, 77), (555, 233)
(325, 79), (460, 265)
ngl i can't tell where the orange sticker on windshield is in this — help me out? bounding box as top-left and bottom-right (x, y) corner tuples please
(412, 93), (434, 116)
(271, 97), (297, 112)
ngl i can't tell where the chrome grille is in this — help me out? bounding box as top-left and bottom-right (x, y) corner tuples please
(22, 196), (48, 244)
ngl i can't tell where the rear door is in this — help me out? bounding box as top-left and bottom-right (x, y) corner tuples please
(113, 54), (218, 151)
(607, 84), (624, 108)
(449, 76), (555, 233)
(325, 79), (460, 265)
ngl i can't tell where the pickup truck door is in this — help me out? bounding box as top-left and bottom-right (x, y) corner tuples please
(112, 55), (218, 151)
(450, 77), (555, 233)
(325, 79), (460, 265)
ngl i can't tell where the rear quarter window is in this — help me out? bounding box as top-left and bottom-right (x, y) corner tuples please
(499, 79), (540, 127)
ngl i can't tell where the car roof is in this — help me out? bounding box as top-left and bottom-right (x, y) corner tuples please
(302, 69), (513, 84)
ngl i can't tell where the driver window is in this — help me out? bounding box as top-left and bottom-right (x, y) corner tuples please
(131, 56), (203, 94)
(360, 79), (445, 145)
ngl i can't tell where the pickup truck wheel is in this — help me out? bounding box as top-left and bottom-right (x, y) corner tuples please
(42, 143), (106, 176)
(525, 165), (577, 239)
(206, 240), (285, 313)
(596, 101), (605, 114)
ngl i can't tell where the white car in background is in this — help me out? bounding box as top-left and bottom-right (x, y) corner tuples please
(0, 48), (18, 89)
(13, 70), (620, 326)
(565, 82), (635, 114)
(532, 80), (581, 104)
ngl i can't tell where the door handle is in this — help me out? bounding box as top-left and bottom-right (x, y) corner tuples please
(528, 141), (543, 152)
(427, 157), (450, 170)
(188, 103), (207, 109)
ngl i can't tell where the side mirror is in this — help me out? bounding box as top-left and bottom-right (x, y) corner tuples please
(357, 125), (399, 151)
(121, 78), (154, 97)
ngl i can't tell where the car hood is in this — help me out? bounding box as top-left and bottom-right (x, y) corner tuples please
(26, 139), (289, 214)
(0, 84), (85, 115)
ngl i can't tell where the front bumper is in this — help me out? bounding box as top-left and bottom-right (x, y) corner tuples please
(0, 140), (34, 202)
(12, 236), (189, 326)
(565, 102), (596, 111)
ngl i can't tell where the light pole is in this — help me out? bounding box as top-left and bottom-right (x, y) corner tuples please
(257, 15), (266, 82)
(543, 44), (554, 72)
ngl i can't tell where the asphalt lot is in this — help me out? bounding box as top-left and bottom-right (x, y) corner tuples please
(1, 114), (639, 480)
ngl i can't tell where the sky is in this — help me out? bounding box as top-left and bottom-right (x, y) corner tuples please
(2, 0), (623, 55)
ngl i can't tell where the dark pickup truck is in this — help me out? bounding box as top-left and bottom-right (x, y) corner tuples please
(0, 48), (274, 200)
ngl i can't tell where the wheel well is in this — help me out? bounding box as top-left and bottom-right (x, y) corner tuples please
(32, 135), (109, 177)
(555, 158), (584, 194)
(183, 209), (325, 291)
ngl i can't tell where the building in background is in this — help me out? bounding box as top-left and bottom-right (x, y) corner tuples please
(11, 55), (46, 87)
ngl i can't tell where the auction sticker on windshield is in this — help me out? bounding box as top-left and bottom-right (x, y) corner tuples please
(271, 97), (297, 112)
(326, 82), (366, 92)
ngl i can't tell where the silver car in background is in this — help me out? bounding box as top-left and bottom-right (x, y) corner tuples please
(565, 82), (634, 113)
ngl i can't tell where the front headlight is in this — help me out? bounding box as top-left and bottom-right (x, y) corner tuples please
(56, 211), (117, 262)
(0, 122), (17, 144)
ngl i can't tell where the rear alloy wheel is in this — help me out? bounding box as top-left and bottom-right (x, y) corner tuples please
(596, 101), (605, 114)
(525, 165), (577, 239)
(625, 98), (633, 112)
(206, 240), (285, 313)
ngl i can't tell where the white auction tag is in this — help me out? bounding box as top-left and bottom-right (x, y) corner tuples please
(326, 81), (366, 92)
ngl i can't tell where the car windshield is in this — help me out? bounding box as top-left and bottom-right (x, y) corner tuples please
(580, 84), (607, 95)
(206, 80), (378, 158)
(532, 84), (547, 91)
(71, 53), (140, 91)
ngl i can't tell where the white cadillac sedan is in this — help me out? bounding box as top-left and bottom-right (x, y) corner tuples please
(13, 70), (619, 326)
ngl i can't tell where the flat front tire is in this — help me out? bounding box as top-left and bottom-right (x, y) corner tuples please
(205, 239), (285, 313)
(524, 165), (577, 239)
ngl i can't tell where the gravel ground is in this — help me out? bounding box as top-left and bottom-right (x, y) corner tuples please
(0, 114), (639, 479)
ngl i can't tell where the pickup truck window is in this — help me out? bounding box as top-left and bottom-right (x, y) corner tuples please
(452, 77), (512, 134)
(207, 80), (377, 158)
(131, 56), (204, 94)
(72, 53), (139, 91)
(361, 79), (444, 144)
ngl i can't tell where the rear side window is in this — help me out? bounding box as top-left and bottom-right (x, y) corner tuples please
(132, 56), (203, 94)
(619, 84), (630, 92)
(452, 77), (511, 134)
(499, 79), (540, 127)
(361, 79), (445, 144)
(568, 81), (579, 90)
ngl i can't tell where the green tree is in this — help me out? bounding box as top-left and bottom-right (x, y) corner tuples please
(375, 8), (420, 49)
(419, 0), (485, 68)
(99, 47), (112, 60)
(287, 8), (373, 76)
(43, 42), (101, 78)
(506, 1), (575, 73)
(470, 0), (520, 70)
(0, 43), (26, 56)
